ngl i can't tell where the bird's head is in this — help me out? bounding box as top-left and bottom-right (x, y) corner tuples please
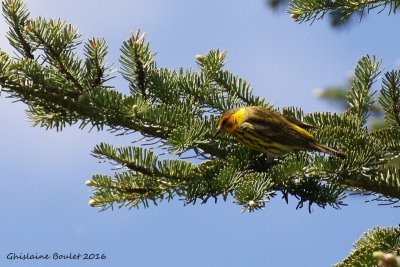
(217, 107), (246, 135)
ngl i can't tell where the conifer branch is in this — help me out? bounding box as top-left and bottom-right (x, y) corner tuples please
(120, 30), (155, 98)
(2, 0), (34, 59)
(289, 0), (400, 24)
(341, 166), (400, 201)
(380, 70), (400, 128)
(25, 18), (84, 92)
(346, 55), (381, 124)
(2, 1), (400, 267)
(371, 127), (400, 151)
(1, 0), (400, 213)
(84, 38), (112, 88)
(334, 226), (400, 267)
(196, 51), (270, 108)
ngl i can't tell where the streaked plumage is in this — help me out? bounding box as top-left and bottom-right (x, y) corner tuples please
(217, 106), (346, 159)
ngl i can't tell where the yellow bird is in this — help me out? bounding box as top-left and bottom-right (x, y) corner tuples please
(217, 106), (346, 159)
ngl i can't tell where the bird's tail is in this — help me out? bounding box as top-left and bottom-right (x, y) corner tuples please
(314, 143), (347, 159)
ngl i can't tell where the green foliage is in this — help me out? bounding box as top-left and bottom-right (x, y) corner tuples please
(2, 0), (33, 58)
(333, 226), (400, 267)
(1, 1), (400, 266)
(1, 0), (400, 213)
(288, 0), (400, 24)
(317, 86), (348, 103)
(316, 68), (385, 117)
(380, 70), (400, 128)
(234, 172), (274, 212)
(266, 0), (359, 28)
(371, 127), (400, 152)
(84, 38), (112, 88)
(346, 55), (381, 124)
(120, 30), (156, 97)
(89, 143), (200, 209)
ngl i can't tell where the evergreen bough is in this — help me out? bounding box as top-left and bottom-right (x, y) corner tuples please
(289, 0), (400, 24)
(334, 226), (400, 267)
(0, 0), (399, 266)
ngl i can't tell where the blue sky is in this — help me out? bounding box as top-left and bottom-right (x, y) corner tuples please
(0, 1), (399, 267)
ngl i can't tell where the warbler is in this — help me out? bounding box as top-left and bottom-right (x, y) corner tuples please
(217, 106), (346, 159)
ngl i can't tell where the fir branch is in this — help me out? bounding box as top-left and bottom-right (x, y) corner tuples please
(4, 57), (83, 118)
(88, 146), (236, 210)
(84, 38), (112, 88)
(215, 70), (269, 107)
(379, 70), (400, 128)
(167, 117), (210, 154)
(0, 50), (19, 90)
(342, 166), (400, 201)
(346, 55), (382, 124)
(196, 50), (270, 108)
(119, 30), (156, 98)
(88, 173), (178, 210)
(269, 152), (347, 211)
(289, 0), (335, 23)
(2, 0), (34, 59)
(2, 0), (400, 214)
(371, 127), (400, 152)
(334, 226), (400, 267)
(3, 3), (400, 267)
(147, 68), (181, 105)
(25, 17), (85, 92)
(92, 143), (198, 180)
(177, 68), (238, 112)
(289, 0), (400, 24)
(234, 172), (275, 212)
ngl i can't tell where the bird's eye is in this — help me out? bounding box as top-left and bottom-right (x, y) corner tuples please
(221, 118), (228, 127)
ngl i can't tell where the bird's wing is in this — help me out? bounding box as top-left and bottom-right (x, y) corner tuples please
(283, 115), (317, 129)
(242, 109), (315, 148)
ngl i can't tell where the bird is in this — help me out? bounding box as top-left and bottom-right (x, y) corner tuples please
(216, 106), (346, 159)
